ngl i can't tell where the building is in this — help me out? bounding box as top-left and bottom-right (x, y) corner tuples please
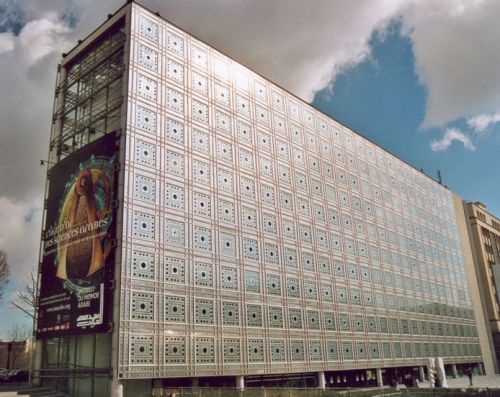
(33, 2), (494, 396)
(0, 339), (32, 370)
(464, 201), (500, 371)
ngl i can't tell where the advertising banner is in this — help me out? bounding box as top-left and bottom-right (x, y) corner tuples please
(37, 133), (118, 338)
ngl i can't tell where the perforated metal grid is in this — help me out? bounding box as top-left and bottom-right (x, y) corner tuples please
(118, 3), (481, 379)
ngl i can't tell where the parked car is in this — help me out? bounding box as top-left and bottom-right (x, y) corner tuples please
(0, 369), (29, 382)
(0, 368), (9, 380)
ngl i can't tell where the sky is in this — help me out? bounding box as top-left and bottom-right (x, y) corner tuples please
(0, 0), (499, 337)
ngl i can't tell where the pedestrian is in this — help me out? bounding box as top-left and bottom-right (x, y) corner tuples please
(466, 367), (473, 386)
(435, 372), (442, 388)
(430, 370), (438, 388)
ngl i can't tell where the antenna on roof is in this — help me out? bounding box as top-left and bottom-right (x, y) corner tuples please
(437, 170), (442, 184)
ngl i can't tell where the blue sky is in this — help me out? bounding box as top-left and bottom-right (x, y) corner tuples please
(314, 22), (500, 218)
(0, 0), (499, 337)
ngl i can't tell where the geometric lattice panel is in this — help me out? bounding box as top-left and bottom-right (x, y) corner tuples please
(130, 335), (154, 364)
(164, 337), (185, 364)
(309, 341), (322, 361)
(196, 338), (215, 364)
(291, 340), (305, 362)
(248, 340), (264, 363)
(164, 295), (185, 322)
(119, 2), (477, 380)
(131, 250), (154, 279)
(223, 339), (241, 363)
(222, 301), (239, 326)
(270, 340), (286, 362)
(131, 292), (154, 321)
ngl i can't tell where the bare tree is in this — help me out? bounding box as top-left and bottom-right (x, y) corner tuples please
(10, 271), (37, 319)
(8, 323), (31, 341)
(0, 249), (9, 303)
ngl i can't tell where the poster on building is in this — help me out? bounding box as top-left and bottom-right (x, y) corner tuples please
(37, 133), (118, 338)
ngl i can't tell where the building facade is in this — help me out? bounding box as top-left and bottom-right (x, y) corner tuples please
(465, 201), (500, 371)
(0, 339), (32, 370)
(34, 3), (494, 396)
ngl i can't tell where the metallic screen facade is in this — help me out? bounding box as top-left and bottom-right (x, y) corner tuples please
(117, 4), (480, 379)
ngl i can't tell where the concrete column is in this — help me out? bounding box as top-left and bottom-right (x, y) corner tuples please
(376, 368), (383, 387)
(31, 339), (43, 387)
(451, 364), (458, 378)
(478, 363), (484, 375)
(236, 375), (245, 390)
(418, 366), (425, 382)
(317, 371), (326, 389)
(111, 379), (123, 397)
(436, 357), (448, 388)
(428, 357), (436, 388)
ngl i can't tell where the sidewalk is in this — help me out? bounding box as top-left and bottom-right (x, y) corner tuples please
(419, 374), (500, 389)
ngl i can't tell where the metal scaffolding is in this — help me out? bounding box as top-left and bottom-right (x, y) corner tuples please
(50, 24), (126, 160)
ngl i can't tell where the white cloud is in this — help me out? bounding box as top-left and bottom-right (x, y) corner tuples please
(144, 0), (500, 123)
(18, 13), (72, 64)
(0, 32), (15, 54)
(137, 0), (500, 140)
(0, 197), (42, 283)
(401, 0), (500, 128)
(430, 127), (475, 151)
(0, 1), (121, 297)
(467, 111), (500, 134)
(145, 0), (408, 101)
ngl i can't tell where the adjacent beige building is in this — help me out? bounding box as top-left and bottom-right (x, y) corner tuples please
(465, 201), (500, 372)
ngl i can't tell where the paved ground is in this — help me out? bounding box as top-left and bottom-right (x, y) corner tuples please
(417, 374), (500, 389)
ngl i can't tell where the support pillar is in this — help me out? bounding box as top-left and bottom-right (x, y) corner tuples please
(317, 371), (326, 389)
(31, 339), (43, 387)
(428, 357), (436, 388)
(111, 380), (123, 397)
(451, 364), (458, 378)
(418, 366), (425, 382)
(376, 368), (383, 387)
(236, 375), (244, 390)
(436, 357), (448, 388)
(478, 363), (484, 375)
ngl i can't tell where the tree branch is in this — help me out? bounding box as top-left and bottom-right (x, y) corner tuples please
(10, 301), (35, 319)
(0, 249), (10, 302)
(10, 271), (37, 319)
